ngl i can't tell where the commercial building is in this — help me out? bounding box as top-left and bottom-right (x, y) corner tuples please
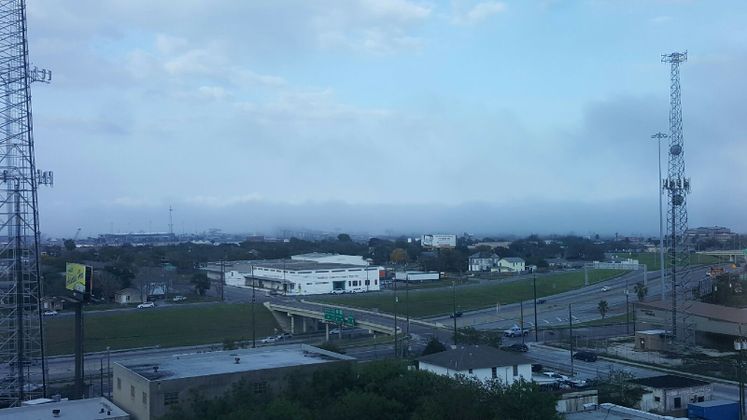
(636, 300), (747, 345)
(0, 397), (129, 420)
(203, 256), (383, 296)
(685, 226), (737, 245)
(291, 253), (368, 266)
(631, 374), (712, 415)
(417, 345), (532, 386)
(97, 233), (177, 246)
(112, 344), (354, 420)
(394, 271), (440, 282)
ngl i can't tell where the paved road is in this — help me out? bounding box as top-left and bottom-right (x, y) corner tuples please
(432, 266), (710, 332)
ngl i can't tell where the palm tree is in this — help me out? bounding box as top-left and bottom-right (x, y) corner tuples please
(633, 282), (648, 301)
(598, 300), (609, 319)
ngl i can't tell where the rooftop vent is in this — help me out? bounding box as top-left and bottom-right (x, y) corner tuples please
(52, 408), (60, 417)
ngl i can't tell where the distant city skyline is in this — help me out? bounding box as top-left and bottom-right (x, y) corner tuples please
(28, 1), (747, 236)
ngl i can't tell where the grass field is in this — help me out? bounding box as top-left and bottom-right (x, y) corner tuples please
(44, 304), (279, 356)
(610, 252), (725, 271)
(312, 269), (627, 318)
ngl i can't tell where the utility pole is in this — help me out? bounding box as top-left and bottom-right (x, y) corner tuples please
(251, 270), (256, 348)
(533, 275), (539, 342)
(405, 272), (410, 357)
(520, 300), (525, 345)
(452, 279), (458, 344)
(652, 131), (668, 299)
(220, 260), (225, 302)
(569, 304), (574, 376)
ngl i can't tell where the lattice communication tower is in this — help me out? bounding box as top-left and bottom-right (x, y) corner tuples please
(661, 51), (690, 340)
(0, 0), (52, 407)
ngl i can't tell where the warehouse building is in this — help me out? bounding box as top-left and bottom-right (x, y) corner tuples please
(417, 345), (532, 386)
(0, 397), (129, 420)
(112, 344), (354, 420)
(204, 255), (383, 295)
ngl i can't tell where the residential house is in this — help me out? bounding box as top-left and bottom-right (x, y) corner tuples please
(417, 345), (532, 386)
(498, 257), (526, 273)
(468, 252), (501, 272)
(114, 288), (142, 305)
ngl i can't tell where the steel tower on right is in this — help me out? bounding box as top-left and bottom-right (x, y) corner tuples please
(661, 51), (690, 340)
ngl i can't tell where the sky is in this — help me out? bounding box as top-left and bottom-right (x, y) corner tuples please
(26, 0), (747, 238)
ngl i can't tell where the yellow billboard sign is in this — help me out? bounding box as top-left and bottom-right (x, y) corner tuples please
(66, 263), (87, 293)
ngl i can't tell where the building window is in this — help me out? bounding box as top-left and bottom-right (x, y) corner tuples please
(254, 381), (268, 394)
(654, 396), (660, 402)
(513, 365), (518, 376)
(164, 392), (179, 406)
(698, 396), (704, 402)
(674, 397), (681, 409)
(491, 367), (497, 379)
(130, 385), (135, 399)
(375, 279), (378, 285)
(468, 369), (473, 374)
(116, 378), (121, 390)
(142, 392), (148, 405)
(365, 280), (370, 286)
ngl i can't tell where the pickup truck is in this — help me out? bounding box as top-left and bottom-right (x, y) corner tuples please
(503, 326), (530, 337)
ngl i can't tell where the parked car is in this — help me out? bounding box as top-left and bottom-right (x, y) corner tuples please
(137, 302), (155, 309)
(564, 378), (589, 388)
(537, 299), (547, 304)
(601, 286), (610, 292)
(573, 351), (598, 362)
(277, 332), (292, 340)
(501, 343), (528, 352)
(172, 295), (187, 302)
(261, 335), (278, 344)
(43, 310), (58, 316)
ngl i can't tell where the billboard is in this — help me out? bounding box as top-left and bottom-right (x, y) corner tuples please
(421, 234), (457, 249)
(66, 263), (93, 295)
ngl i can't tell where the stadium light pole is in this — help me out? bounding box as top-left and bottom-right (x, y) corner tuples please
(651, 132), (668, 300)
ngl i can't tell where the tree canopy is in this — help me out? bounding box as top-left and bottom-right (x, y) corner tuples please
(160, 361), (560, 420)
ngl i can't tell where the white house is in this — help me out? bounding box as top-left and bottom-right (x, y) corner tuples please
(469, 252), (501, 272)
(631, 375), (712, 414)
(498, 257), (526, 273)
(417, 346), (532, 386)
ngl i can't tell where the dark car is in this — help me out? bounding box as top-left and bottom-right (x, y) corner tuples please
(531, 363), (543, 373)
(537, 299), (546, 304)
(449, 311), (463, 318)
(501, 343), (528, 353)
(572, 351), (598, 362)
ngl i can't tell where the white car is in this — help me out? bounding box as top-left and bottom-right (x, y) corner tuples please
(172, 296), (187, 302)
(43, 310), (58, 316)
(601, 286), (610, 292)
(261, 336), (278, 344)
(137, 302), (155, 309)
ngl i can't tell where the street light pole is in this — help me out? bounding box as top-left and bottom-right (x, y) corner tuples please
(652, 132), (668, 300)
(520, 300), (525, 345)
(251, 273), (256, 348)
(405, 272), (410, 357)
(394, 275), (399, 357)
(569, 303), (574, 376)
(533, 275), (539, 342)
(452, 279), (457, 344)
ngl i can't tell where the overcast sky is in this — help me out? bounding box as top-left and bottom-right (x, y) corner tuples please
(27, 0), (747, 238)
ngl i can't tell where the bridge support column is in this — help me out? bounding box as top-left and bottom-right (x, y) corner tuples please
(289, 313), (295, 335)
(643, 265), (648, 287)
(325, 323), (329, 342)
(302, 317), (308, 333)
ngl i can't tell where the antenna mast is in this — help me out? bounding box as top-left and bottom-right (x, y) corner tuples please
(0, 0), (53, 406)
(661, 51), (690, 340)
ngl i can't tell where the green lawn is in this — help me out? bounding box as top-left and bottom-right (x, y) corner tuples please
(610, 252), (725, 271)
(312, 269), (627, 318)
(44, 304), (279, 356)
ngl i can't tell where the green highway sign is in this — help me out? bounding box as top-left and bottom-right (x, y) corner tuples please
(323, 308), (355, 326)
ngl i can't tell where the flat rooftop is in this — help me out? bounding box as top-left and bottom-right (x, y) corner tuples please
(205, 259), (375, 273)
(119, 344), (354, 381)
(0, 397), (128, 420)
(564, 403), (683, 420)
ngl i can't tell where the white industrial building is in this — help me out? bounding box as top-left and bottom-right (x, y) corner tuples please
(204, 254), (383, 296)
(417, 346), (532, 386)
(395, 271), (440, 282)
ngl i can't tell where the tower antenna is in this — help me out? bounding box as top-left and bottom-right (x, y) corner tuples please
(661, 51), (690, 340)
(0, 0), (53, 406)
